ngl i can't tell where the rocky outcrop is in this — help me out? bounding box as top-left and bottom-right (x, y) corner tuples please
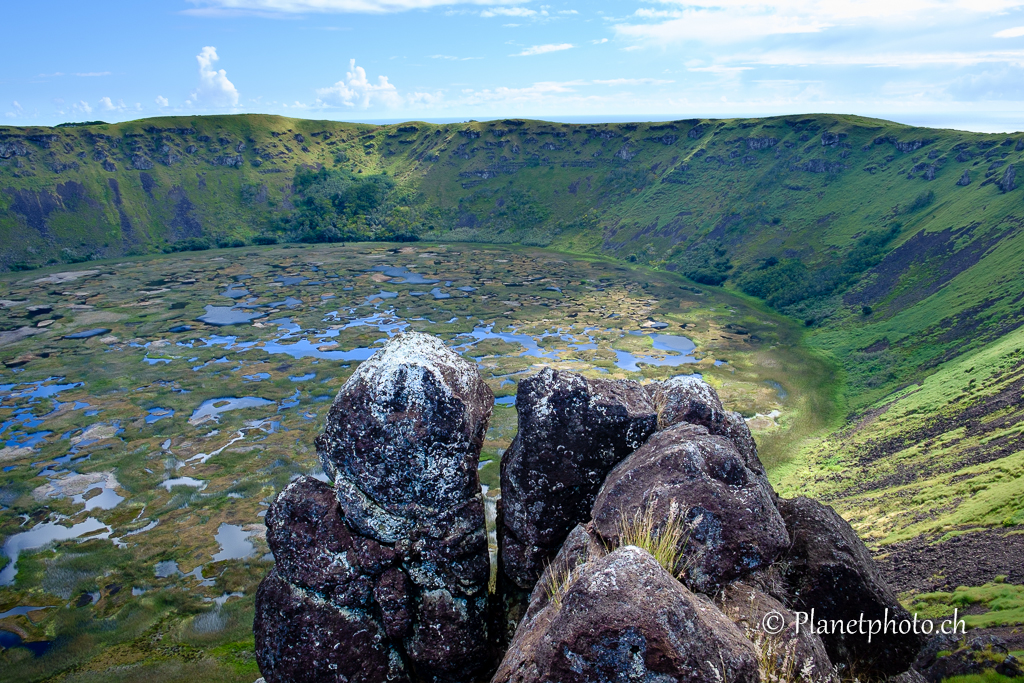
(498, 369), (657, 592)
(130, 154), (153, 170)
(592, 422), (789, 594)
(254, 477), (410, 683)
(779, 497), (927, 677)
(998, 164), (1016, 193)
(957, 169), (971, 186)
(747, 136), (779, 150)
(257, 332), (494, 683)
(255, 341), (930, 681)
(493, 545), (760, 683)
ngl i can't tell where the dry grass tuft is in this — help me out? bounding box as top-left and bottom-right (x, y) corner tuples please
(615, 500), (690, 579)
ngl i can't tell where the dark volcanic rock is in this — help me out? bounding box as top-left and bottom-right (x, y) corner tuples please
(592, 423), (788, 594)
(779, 496), (927, 676)
(316, 332), (492, 540)
(498, 368), (657, 591)
(263, 476), (397, 609)
(313, 331), (493, 682)
(647, 374), (726, 431)
(717, 581), (835, 683)
(957, 169), (971, 186)
(647, 376), (775, 500)
(255, 477), (409, 683)
(255, 569), (408, 683)
(493, 545), (759, 683)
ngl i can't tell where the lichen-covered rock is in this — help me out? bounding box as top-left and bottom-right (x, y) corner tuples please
(316, 332), (492, 539)
(254, 477), (409, 683)
(717, 581), (836, 683)
(647, 374), (726, 432)
(779, 497), (927, 677)
(498, 368), (657, 594)
(591, 422), (789, 594)
(493, 545), (760, 683)
(256, 332), (494, 683)
(647, 376), (775, 500)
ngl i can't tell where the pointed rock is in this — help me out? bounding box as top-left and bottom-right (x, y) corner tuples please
(498, 368), (656, 590)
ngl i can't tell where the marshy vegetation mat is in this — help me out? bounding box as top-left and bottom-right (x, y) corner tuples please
(0, 243), (830, 682)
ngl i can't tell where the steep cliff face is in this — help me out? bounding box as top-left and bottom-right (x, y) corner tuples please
(4, 113), (1023, 408)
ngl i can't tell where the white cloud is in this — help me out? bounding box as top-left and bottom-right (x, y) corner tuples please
(481, 6), (535, 17)
(592, 37), (608, 44)
(315, 58), (402, 108)
(616, 10), (829, 44)
(593, 78), (674, 85)
(995, 26), (1024, 37)
(5, 101), (24, 118)
(187, 46), (240, 107)
(688, 65), (754, 74)
(185, 0), (532, 14)
(99, 97), (126, 111)
(75, 71), (111, 77)
(73, 100), (93, 115)
(512, 43), (573, 56)
(617, 1), (1024, 46)
(742, 49), (1024, 68)
(155, 95), (170, 107)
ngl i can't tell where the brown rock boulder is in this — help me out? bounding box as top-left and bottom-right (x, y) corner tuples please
(254, 477), (409, 683)
(493, 545), (760, 683)
(591, 423), (789, 594)
(647, 376), (774, 499)
(258, 332), (494, 683)
(499, 368), (657, 591)
(779, 497), (927, 677)
(647, 374), (727, 432)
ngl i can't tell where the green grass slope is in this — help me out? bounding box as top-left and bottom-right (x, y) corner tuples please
(2, 112), (1023, 403)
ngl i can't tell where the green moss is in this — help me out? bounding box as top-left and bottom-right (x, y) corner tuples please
(908, 582), (1024, 628)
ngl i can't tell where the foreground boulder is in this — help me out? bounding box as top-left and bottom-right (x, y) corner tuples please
(648, 375), (774, 498)
(254, 477), (409, 683)
(257, 332), (494, 683)
(498, 368), (656, 591)
(493, 545), (760, 683)
(779, 497), (927, 677)
(591, 422), (789, 594)
(717, 581), (835, 683)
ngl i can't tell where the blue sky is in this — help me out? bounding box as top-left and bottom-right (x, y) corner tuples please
(4, 0), (1024, 131)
